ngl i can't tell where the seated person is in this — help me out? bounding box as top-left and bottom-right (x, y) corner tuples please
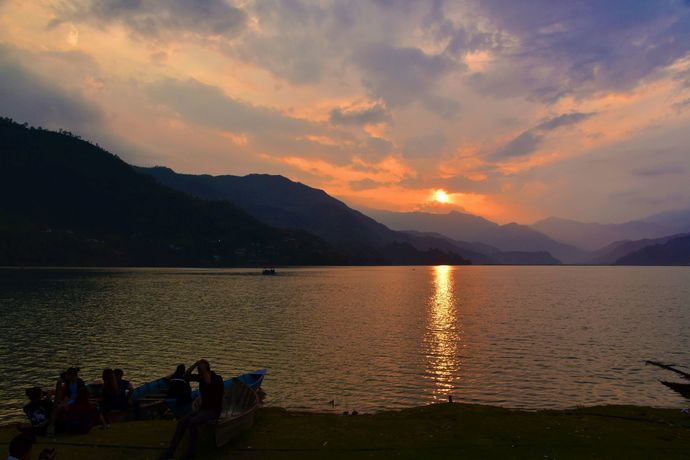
(99, 368), (120, 425)
(113, 369), (133, 410)
(159, 360), (223, 460)
(61, 387), (102, 434)
(22, 387), (53, 435)
(166, 364), (192, 405)
(5, 433), (55, 460)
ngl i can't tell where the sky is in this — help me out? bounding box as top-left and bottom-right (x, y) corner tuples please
(1, 0), (690, 224)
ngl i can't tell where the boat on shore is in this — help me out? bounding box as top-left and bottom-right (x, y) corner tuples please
(660, 380), (690, 399)
(646, 360), (690, 400)
(212, 378), (260, 447)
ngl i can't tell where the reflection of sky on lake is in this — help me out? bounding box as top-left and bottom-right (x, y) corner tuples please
(2, 266), (690, 422)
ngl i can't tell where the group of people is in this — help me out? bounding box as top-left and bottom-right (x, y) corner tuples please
(20, 366), (133, 437)
(11, 360), (225, 460)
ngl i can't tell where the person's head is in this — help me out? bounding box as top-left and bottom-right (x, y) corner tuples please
(66, 367), (80, 382)
(174, 364), (186, 376)
(198, 359), (210, 372)
(8, 433), (34, 460)
(114, 369), (124, 380)
(25, 387), (42, 403)
(102, 368), (114, 382)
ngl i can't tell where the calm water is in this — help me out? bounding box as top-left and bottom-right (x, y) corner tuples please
(1, 266), (689, 422)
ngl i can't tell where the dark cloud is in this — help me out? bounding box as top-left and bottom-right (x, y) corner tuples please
(350, 178), (386, 191)
(329, 104), (390, 125)
(491, 112), (594, 160)
(146, 78), (310, 134)
(364, 136), (395, 158)
(0, 46), (102, 130)
(146, 77), (395, 164)
(54, 0), (247, 39)
(632, 164), (686, 177)
(472, 0), (690, 101)
(402, 133), (447, 158)
(673, 97), (690, 112)
(354, 44), (458, 109)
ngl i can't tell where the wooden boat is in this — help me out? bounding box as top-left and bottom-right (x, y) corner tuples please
(187, 368), (265, 401)
(660, 380), (690, 399)
(212, 378), (260, 447)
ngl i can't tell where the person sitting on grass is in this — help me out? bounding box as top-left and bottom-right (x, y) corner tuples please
(21, 387), (53, 436)
(113, 368), (133, 410)
(159, 360), (224, 460)
(166, 364), (192, 409)
(99, 368), (119, 426)
(5, 433), (56, 460)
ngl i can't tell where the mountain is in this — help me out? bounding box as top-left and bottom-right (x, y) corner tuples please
(615, 235), (690, 265)
(366, 210), (584, 263)
(532, 216), (672, 251)
(0, 118), (344, 266)
(401, 231), (560, 265)
(587, 233), (690, 265)
(641, 209), (690, 233)
(138, 166), (471, 265)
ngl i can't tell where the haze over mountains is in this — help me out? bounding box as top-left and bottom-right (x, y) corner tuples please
(140, 167), (558, 265)
(2, 118), (689, 266)
(366, 210), (586, 263)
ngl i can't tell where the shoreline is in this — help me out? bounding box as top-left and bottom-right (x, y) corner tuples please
(2, 403), (689, 458)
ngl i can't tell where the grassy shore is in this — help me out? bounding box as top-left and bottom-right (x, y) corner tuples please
(2, 403), (690, 459)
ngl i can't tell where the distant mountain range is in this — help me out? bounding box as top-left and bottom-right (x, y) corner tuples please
(0, 118), (470, 266)
(366, 209), (585, 263)
(616, 235), (690, 265)
(2, 117), (689, 267)
(532, 216), (680, 251)
(140, 167), (561, 265)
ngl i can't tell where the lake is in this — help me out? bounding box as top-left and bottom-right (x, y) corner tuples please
(0, 265), (689, 422)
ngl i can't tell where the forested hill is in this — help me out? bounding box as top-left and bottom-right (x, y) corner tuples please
(0, 118), (342, 267)
(0, 118), (469, 266)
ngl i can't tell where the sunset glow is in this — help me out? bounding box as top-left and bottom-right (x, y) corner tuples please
(434, 190), (450, 204)
(0, 1), (689, 223)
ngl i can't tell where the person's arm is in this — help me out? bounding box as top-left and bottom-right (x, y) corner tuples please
(199, 367), (212, 385)
(185, 361), (199, 378)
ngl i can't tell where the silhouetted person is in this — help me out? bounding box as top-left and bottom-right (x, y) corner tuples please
(20, 388), (53, 436)
(166, 364), (192, 409)
(113, 368), (133, 409)
(48, 367), (85, 435)
(48, 367), (104, 434)
(159, 359), (223, 459)
(6, 433), (56, 460)
(99, 368), (119, 426)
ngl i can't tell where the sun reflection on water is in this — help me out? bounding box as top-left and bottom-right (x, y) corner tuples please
(424, 265), (461, 399)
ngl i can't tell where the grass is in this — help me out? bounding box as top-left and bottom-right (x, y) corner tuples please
(2, 403), (690, 459)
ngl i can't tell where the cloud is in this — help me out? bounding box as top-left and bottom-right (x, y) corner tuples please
(146, 78), (311, 134)
(490, 112), (594, 160)
(349, 178), (385, 191)
(402, 133), (447, 158)
(354, 44), (459, 110)
(632, 164), (686, 177)
(0, 46), (102, 129)
(472, 0), (690, 101)
(53, 0), (247, 40)
(329, 104), (390, 126)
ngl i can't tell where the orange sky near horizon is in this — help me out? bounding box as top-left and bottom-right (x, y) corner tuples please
(1, 1), (690, 224)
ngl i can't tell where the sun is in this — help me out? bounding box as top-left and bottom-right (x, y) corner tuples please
(434, 189), (450, 203)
